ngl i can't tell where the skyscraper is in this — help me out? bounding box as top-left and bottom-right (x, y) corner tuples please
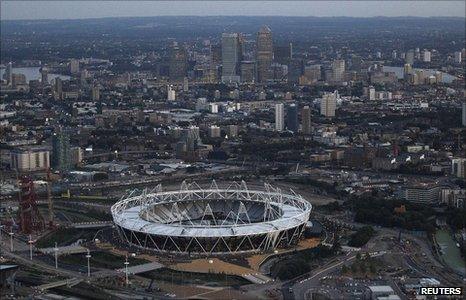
(5, 62), (13, 85)
(301, 106), (312, 135)
(275, 103), (285, 132)
(40, 66), (48, 84)
(169, 45), (187, 82)
(91, 85), (100, 101)
(274, 43), (292, 65)
(54, 77), (63, 100)
(406, 50), (415, 65)
(221, 33), (242, 82)
(240, 61), (256, 83)
(70, 59), (80, 74)
(321, 92), (337, 118)
(286, 103), (298, 132)
(332, 60), (345, 83)
(454, 51), (462, 64)
(52, 130), (72, 172)
(256, 26), (273, 83)
(288, 58), (304, 84)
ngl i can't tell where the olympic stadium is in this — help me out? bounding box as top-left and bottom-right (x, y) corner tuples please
(111, 181), (312, 255)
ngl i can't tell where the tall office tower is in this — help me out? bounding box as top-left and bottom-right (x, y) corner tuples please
(240, 61), (256, 83)
(167, 85), (176, 101)
(368, 86), (376, 101)
(221, 33), (242, 82)
(40, 66), (48, 84)
(91, 85), (100, 101)
(5, 62), (13, 85)
(405, 50), (415, 65)
(454, 51), (462, 64)
(275, 103), (285, 132)
(169, 45), (187, 82)
(54, 77), (63, 100)
(301, 106), (312, 135)
(211, 44), (222, 65)
(391, 50), (397, 60)
(286, 103), (298, 132)
(462, 101), (466, 127)
(422, 50), (431, 62)
(320, 92), (337, 117)
(256, 26), (273, 83)
(288, 58), (304, 83)
(274, 43), (292, 65)
(332, 60), (345, 83)
(183, 126), (201, 152)
(52, 130), (72, 172)
(70, 59), (80, 74)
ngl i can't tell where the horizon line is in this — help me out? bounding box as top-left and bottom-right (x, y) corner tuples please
(2, 15), (465, 22)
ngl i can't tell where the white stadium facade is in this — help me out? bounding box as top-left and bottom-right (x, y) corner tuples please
(111, 181), (312, 255)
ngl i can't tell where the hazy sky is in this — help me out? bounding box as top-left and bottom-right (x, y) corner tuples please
(1, 1), (465, 20)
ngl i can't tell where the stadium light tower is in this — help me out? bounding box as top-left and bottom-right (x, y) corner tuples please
(124, 254), (130, 285)
(9, 230), (14, 252)
(28, 234), (34, 260)
(54, 242), (59, 269)
(85, 249), (91, 277)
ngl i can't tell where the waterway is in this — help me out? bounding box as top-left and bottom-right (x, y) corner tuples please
(382, 66), (457, 84)
(0, 67), (70, 83)
(435, 229), (466, 275)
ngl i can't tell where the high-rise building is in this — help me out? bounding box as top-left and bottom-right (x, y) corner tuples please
(405, 50), (415, 65)
(422, 50), (431, 62)
(70, 59), (80, 74)
(454, 51), (462, 64)
(301, 106), (312, 135)
(451, 158), (466, 178)
(288, 58), (304, 83)
(209, 125), (221, 138)
(40, 66), (48, 84)
(275, 103), (285, 132)
(52, 130), (72, 172)
(169, 45), (187, 82)
(5, 62), (13, 85)
(274, 43), (292, 65)
(256, 26), (273, 83)
(286, 103), (298, 132)
(368, 86), (376, 101)
(240, 61), (256, 83)
(91, 85), (100, 101)
(54, 77), (63, 100)
(321, 92), (337, 117)
(332, 60), (345, 83)
(167, 85), (176, 101)
(221, 33), (242, 82)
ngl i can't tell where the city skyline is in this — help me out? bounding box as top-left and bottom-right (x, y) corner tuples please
(1, 1), (465, 20)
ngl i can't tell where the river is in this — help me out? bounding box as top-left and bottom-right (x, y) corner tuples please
(383, 66), (457, 84)
(435, 229), (465, 275)
(0, 67), (70, 83)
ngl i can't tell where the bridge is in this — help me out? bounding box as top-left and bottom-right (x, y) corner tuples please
(115, 262), (164, 275)
(35, 278), (82, 291)
(70, 221), (114, 229)
(39, 245), (89, 255)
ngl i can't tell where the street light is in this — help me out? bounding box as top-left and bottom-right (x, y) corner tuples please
(54, 242), (59, 269)
(9, 231), (14, 252)
(28, 234), (34, 260)
(85, 249), (91, 278)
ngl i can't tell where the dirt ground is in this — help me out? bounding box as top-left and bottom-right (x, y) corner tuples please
(171, 257), (257, 276)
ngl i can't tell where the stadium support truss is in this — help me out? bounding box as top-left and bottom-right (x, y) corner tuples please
(111, 180), (312, 255)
